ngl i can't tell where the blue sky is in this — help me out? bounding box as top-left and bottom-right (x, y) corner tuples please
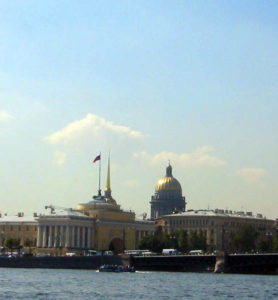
(0, 1), (277, 218)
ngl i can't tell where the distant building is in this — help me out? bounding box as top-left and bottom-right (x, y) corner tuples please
(156, 209), (274, 252)
(150, 164), (186, 219)
(36, 156), (154, 255)
(0, 157), (155, 255)
(0, 213), (37, 248)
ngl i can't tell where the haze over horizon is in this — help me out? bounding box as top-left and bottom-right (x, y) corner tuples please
(0, 1), (277, 219)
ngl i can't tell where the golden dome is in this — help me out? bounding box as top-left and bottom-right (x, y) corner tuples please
(155, 164), (182, 193)
(155, 176), (182, 192)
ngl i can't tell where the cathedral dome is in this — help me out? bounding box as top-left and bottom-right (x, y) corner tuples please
(150, 163), (186, 219)
(155, 164), (182, 194)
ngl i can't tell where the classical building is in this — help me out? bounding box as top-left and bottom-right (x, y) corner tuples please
(150, 164), (186, 219)
(0, 213), (38, 249)
(36, 209), (94, 254)
(156, 209), (274, 252)
(0, 157), (155, 255)
(35, 156), (155, 255)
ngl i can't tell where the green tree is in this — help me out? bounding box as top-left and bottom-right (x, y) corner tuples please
(177, 230), (189, 253)
(188, 231), (198, 250)
(196, 229), (207, 251)
(5, 237), (20, 255)
(231, 224), (258, 252)
(24, 238), (34, 254)
(139, 235), (162, 253)
(257, 240), (271, 253)
(138, 229), (207, 254)
(272, 235), (278, 252)
(138, 231), (178, 253)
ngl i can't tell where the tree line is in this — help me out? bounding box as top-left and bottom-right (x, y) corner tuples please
(230, 224), (278, 253)
(3, 238), (34, 255)
(138, 224), (278, 254)
(138, 227), (207, 253)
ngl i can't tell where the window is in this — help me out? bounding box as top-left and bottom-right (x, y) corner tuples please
(18, 225), (21, 231)
(26, 226), (29, 231)
(10, 225), (13, 231)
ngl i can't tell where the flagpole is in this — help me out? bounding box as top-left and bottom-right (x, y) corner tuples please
(98, 152), (101, 196)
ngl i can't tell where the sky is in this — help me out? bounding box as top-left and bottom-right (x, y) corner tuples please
(0, 0), (278, 219)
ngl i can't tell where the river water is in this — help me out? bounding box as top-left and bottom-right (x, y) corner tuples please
(0, 268), (277, 299)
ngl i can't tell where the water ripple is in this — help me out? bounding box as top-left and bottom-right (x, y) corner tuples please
(0, 269), (277, 299)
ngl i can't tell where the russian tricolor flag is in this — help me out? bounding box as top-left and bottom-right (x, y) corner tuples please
(93, 154), (101, 163)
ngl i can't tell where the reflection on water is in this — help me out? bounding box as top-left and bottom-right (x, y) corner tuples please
(0, 268), (277, 299)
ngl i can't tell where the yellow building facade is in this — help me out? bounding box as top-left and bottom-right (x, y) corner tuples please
(157, 209), (274, 252)
(0, 157), (155, 255)
(0, 213), (38, 251)
(34, 156), (155, 255)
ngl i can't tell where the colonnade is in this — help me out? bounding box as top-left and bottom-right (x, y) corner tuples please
(37, 224), (94, 249)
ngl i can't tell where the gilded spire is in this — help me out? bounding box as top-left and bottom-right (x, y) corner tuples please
(105, 153), (111, 198)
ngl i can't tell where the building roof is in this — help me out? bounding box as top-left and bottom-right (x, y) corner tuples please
(0, 215), (37, 223)
(161, 209), (274, 221)
(40, 209), (91, 219)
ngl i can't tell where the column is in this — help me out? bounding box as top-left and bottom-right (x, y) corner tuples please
(77, 226), (80, 248)
(48, 225), (53, 248)
(65, 226), (70, 248)
(71, 226), (75, 248)
(42, 226), (47, 248)
(54, 225), (58, 248)
(91, 227), (95, 248)
(82, 227), (86, 249)
(87, 227), (91, 249)
(37, 225), (42, 248)
(60, 225), (64, 248)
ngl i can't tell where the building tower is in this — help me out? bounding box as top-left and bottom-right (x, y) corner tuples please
(150, 163), (186, 219)
(104, 154), (118, 207)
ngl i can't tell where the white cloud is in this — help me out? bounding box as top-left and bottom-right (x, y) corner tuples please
(44, 113), (144, 145)
(0, 110), (13, 121)
(54, 151), (67, 166)
(133, 146), (227, 167)
(237, 168), (268, 183)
